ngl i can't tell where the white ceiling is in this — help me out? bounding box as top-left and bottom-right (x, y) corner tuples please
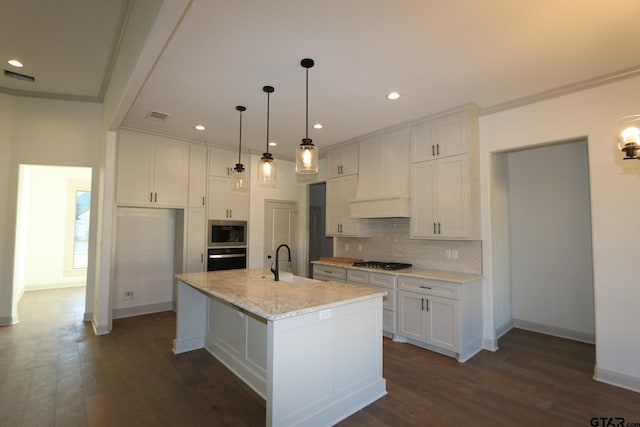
(3, 0), (640, 158)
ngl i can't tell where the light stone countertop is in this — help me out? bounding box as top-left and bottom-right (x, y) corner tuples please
(311, 260), (482, 284)
(175, 268), (386, 321)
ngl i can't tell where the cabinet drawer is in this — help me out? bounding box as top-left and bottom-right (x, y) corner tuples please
(347, 269), (368, 284)
(313, 264), (347, 281)
(369, 273), (395, 289)
(398, 276), (459, 299)
(354, 284), (394, 311)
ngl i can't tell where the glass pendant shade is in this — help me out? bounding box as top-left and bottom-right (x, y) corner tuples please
(231, 105), (247, 192)
(617, 115), (640, 160)
(296, 58), (318, 174)
(259, 85), (276, 186)
(296, 139), (318, 173)
(231, 164), (247, 192)
(258, 153), (276, 185)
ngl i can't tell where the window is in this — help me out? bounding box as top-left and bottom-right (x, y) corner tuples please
(73, 190), (91, 269)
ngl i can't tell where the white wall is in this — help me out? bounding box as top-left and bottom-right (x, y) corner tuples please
(0, 94), (15, 324)
(508, 141), (594, 342)
(15, 165), (92, 291)
(0, 96), (102, 325)
(480, 75), (640, 392)
(112, 207), (175, 318)
(247, 154), (326, 276)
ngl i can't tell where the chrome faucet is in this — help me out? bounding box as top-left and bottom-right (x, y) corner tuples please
(271, 243), (291, 281)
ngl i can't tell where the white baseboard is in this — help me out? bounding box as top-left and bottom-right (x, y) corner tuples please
(594, 366), (640, 394)
(496, 319), (513, 339)
(92, 319), (110, 335)
(0, 316), (17, 326)
(482, 337), (498, 352)
(83, 311), (93, 322)
(512, 318), (595, 344)
(112, 301), (173, 319)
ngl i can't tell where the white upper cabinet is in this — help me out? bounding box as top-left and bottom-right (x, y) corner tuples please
(326, 174), (367, 237)
(410, 109), (475, 162)
(207, 147), (249, 220)
(188, 143), (207, 208)
(116, 130), (189, 208)
(409, 106), (480, 239)
(326, 142), (358, 178)
(209, 146), (246, 177)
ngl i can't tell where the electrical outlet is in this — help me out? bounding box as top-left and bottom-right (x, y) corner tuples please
(124, 291), (134, 301)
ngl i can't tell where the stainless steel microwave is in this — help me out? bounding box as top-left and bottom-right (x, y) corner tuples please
(208, 220), (247, 247)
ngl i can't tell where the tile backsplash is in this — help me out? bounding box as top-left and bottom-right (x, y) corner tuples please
(335, 218), (482, 274)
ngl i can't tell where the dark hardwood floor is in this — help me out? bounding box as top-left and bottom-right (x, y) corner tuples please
(1, 288), (639, 426)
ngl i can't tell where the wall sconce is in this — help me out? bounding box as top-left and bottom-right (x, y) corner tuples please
(617, 115), (640, 160)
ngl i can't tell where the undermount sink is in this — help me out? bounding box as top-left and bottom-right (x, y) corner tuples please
(262, 273), (319, 285)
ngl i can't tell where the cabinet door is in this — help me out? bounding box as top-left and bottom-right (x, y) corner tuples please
(189, 144), (207, 207)
(153, 136), (188, 207)
(338, 175), (361, 236)
(437, 114), (467, 158)
(186, 207), (206, 273)
(326, 143), (358, 178)
(208, 176), (229, 220)
(325, 178), (341, 236)
(208, 147), (236, 177)
(228, 184), (249, 220)
(397, 290), (428, 342)
(116, 131), (154, 205)
(410, 121), (437, 163)
(410, 161), (437, 238)
(437, 154), (470, 238)
(426, 296), (458, 352)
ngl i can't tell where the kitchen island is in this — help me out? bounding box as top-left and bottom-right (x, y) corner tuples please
(174, 268), (387, 427)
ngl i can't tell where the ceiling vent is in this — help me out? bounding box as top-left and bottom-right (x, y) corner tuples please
(146, 110), (170, 121)
(3, 69), (35, 82)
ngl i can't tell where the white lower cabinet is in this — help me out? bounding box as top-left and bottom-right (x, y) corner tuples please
(347, 269), (397, 337)
(312, 264), (347, 283)
(397, 275), (482, 362)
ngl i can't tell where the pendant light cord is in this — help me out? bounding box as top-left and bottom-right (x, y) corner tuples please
(266, 91), (270, 154)
(305, 66), (309, 141)
(238, 109), (243, 164)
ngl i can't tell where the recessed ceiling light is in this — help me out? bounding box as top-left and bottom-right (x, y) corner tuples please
(195, 125), (205, 131)
(8, 59), (23, 68)
(313, 123), (323, 129)
(269, 141), (277, 147)
(386, 91), (400, 100)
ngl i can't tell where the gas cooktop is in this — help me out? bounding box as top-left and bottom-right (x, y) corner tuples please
(352, 261), (413, 271)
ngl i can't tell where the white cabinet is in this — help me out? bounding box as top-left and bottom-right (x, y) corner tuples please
(409, 107), (479, 239)
(326, 142), (358, 178)
(185, 207), (206, 273)
(326, 175), (367, 236)
(410, 154), (473, 238)
(208, 176), (249, 220)
(116, 130), (189, 207)
(312, 264), (347, 283)
(188, 143), (207, 208)
(207, 147), (249, 220)
(396, 275), (482, 362)
(209, 146), (242, 177)
(347, 269), (397, 336)
(410, 109), (473, 161)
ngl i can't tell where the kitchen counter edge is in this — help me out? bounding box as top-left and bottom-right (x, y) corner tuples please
(311, 260), (482, 284)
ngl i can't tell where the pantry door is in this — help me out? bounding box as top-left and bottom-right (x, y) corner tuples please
(264, 200), (298, 274)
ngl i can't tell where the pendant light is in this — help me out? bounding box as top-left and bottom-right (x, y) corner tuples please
(231, 105), (248, 192)
(258, 85), (276, 186)
(296, 58), (318, 174)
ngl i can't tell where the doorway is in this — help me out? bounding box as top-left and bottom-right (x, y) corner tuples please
(308, 183), (332, 276)
(264, 200), (298, 274)
(14, 164), (91, 320)
(492, 139), (594, 343)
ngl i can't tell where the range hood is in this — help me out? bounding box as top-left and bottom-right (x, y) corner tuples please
(349, 127), (410, 218)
